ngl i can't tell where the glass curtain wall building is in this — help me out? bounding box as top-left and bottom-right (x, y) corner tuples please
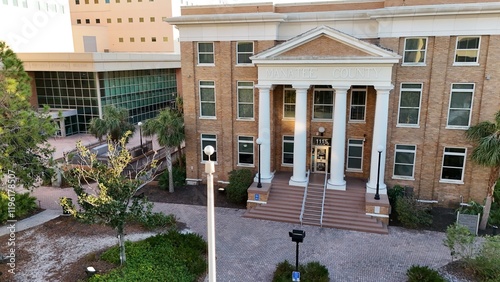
(35, 68), (177, 136)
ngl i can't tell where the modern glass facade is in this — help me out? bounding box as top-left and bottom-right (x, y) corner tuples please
(35, 69), (177, 135)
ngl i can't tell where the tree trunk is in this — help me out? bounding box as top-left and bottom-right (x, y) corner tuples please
(117, 224), (126, 265)
(167, 148), (174, 193)
(480, 167), (499, 230)
(177, 144), (183, 168)
(480, 195), (493, 230)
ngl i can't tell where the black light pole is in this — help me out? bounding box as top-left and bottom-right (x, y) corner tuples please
(289, 229), (306, 272)
(256, 138), (262, 188)
(138, 122), (143, 149)
(375, 145), (383, 200)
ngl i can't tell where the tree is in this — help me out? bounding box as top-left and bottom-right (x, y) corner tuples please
(465, 110), (500, 230)
(60, 132), (157, 266)
(142, 109), (185, 193)
(88, 105), (135, 143)
(0, 41), (56, 189)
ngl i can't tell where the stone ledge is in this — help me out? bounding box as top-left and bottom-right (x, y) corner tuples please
(247, 182), (271, 209)
(365, 193), (390, 225)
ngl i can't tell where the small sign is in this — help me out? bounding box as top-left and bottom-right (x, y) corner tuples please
(254, 194), (260, 201)
(457, 212), (480, 235)
(292, 271), (300, 282)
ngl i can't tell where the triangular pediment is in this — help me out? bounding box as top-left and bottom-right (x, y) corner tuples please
(251, 26), (400, 63)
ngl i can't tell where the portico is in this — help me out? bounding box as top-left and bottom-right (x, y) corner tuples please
(251, 26), (400, 195)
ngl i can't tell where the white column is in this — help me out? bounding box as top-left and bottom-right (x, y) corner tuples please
(256, 85), (274, 183)
(327, 86), (349, 190)
(289, 84), (309, 187)
(366, 86), (393, 194)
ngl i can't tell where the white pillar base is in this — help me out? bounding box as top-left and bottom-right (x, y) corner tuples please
(327, 179), (346, 190)
(289, 176), (308, 187)
(254, 172), (274, 184)
(365, 181), (388, 195)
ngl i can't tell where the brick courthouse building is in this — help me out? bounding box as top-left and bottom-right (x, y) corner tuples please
(168, 0), (500, 227)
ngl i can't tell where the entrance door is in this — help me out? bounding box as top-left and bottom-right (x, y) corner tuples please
(312, 146), (329, 173)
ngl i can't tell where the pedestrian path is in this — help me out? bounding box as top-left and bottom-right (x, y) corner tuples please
(0, 209), (61, 237)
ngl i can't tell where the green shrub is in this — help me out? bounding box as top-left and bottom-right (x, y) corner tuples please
(470, 235), (500, 281)
(457, 200), (483, 215)
(395, 196), (432, 229)
(406, 265), (446, 282)
(0, 191), (38, 224)
(272, 260), (329, 282)
(388, 184), (405, 208)
(226, 169), (253, 204)
(92, 230), (207, 281)
(158, 165), (186, 190)
(127, 198), (176, 230)
(443, 223), (477, 262)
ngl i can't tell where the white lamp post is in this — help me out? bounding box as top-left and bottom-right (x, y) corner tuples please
(138, 122), (143, 149)
(204, 145), (216, 281)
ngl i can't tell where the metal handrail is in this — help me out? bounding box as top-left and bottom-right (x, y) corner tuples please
(320, 172), (328, 227)
(299, 170), (311, 225)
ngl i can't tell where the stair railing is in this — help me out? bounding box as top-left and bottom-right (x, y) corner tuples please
(299, 170), (310, 225)
(320, 172), (328, 227)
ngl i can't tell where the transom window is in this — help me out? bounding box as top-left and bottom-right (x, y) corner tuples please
(237, 81), (254, 119)
(447, 83), (474, 128)
(313, 88), (333, 120)
(198, 42), (214, 65)
(238, 136), (254, 165)
(236, 42), (253, 65)
(347, 139), (364, 171)
(199, 81), (215, 118)
(393, 145), (416, 179)
(441, 148), (466, 182)
(455, 36), (480, 64)
(403, 37), (427, 64)
(282, 136), (294, 165)
(283, 87), (296, 119)
(201, 134), (217, 162)
(398, 83), (422, 126)
(350, 86), (366, 121)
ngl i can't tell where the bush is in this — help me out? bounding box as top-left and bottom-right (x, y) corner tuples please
(457, 200), (483, 215)
(226, 169), (253, 204)
(158, 165), (186, 190)
(395, 196), (432, 229)
(0, 191), (38, 224)
(388, 184), (405, 209)
(406, 265), (446, 282)
(127, 198), (176, 230)
(470, 235), (500, 281)
(92, 230), (207, 281)
(272, 260), (329, 282)
(443, 223), (477, 262)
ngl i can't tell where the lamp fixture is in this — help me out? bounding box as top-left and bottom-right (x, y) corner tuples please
(318, 127), (325, 136)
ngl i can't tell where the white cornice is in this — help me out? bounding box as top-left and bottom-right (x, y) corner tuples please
(369, 2), (500, 18)
(167, 12), (286, 25)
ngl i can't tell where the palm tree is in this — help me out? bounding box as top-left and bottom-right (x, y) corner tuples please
(89, 105), (135, 143)
(142, 108), (185, 193)
(465, 110), (500, 230)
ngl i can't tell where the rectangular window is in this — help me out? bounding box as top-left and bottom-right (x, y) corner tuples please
(455, 36), (480, 64)
(140, 37), (145, 42)
(447, 83), (474, 128)
(283, 136), (294, 165)
(393, 145), (416, 179)
(236, 42), (253, 65)
(237, 81), (254, 119)
(313, 88), (333, 120)
(350, 86), (366, 121)
(96, 19), (100, 24)
(76, 19), (82, 24)
(151, 37), (156, 42)
(441, 148), (466, 182)
(76, 0), (80, 4)
(139, 17), (144, 22)
(129, 37), (134, 42)
(398, 83), (422, 126)
(128, 18), (133, 23)
(150, 17), (155, 22)
(105, 0), (109, 3)
(283, 87), (296, 119)
(117, 18), (122, 23)
(85, 19), (90, 24)
(238, 136), (254, 165)
(201, 134), (217, 162)
(199, 81), (215, 118)
(118, 37), (123, 43)
(94, 0), (98, 3)
(198, 42), (214, 65)
(403, 37), (427, 64)
(347, 139), (363, 170)
(163, 37), (168, 42)
(85, 0), (89, 3)
(106, 18), (111, 23)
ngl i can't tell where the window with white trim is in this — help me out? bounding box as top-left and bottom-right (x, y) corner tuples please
(236, 42), (253, 65)
(350, 86), (366, 121)
(393, 145), (416, 179)
(237, 81), (254, 119)
(198, 42), (214, 65)
(199, 81), (215, 118)
(313, 88), (333, 120)
(455, 36), (480, 64)
(403, 37), (427, 64)
(398, 83), (422, 126)
(201, 134), (217, 162)
(282, 136), (294, 165)
(238, 136), (254, 165)
(347, 139), (363, 170)
(283, 87), (296, 119)
(447, 83), (474, 128)
(441, 148), (466, 182)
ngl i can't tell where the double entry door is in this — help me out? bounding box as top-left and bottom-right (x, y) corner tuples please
(312, 145), (329, 173)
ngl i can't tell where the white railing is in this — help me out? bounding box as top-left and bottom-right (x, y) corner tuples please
(320, 172), (328, 227)
(299, 170), (311, 225)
